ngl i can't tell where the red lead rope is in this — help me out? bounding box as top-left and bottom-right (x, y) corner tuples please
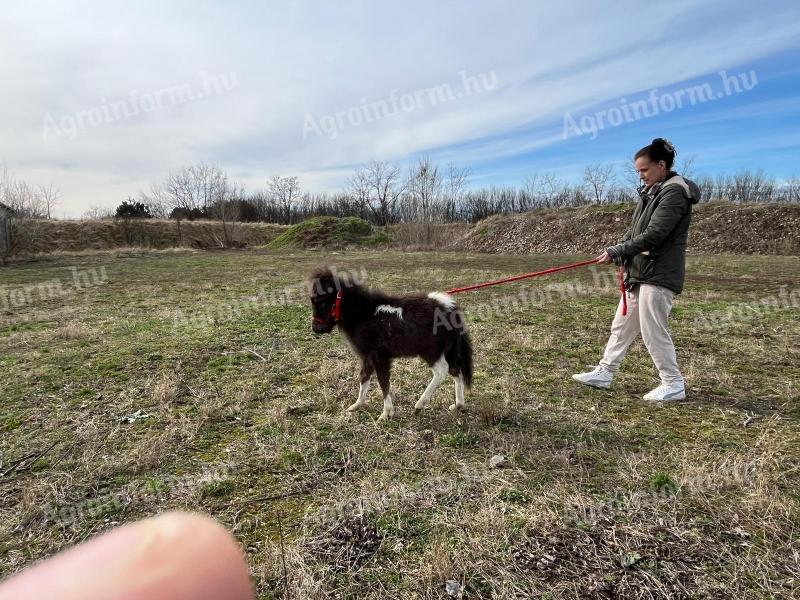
(617, 266), (628, 316)
(445, 258), (628, 316)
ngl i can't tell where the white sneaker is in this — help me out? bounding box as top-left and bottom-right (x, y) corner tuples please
(572, 365), (613, 390)
(643, 382), (686, 402)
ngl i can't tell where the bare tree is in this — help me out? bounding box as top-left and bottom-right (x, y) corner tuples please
(677, 154), (697, 179)
(0, 166), (49, 218)
(444, 163), (470, 221)
(605, 184), (636, 204)
(786, 177), (800, 204)
(714, 173), (731, 201)
(538, 173), (577, 208)
(696, 175), (715, 203)
(520, 173), (540, 210)
(82, 205), (114, 220)
(622, 159), (642, 192)
(150, 162), (221, 218)
(730, 169), (774, 203)
(406, 157), (442, 244)
(137, 183), (169, 219)
(246, 190), (272, 221)
(38, 182), (62, 219)
(268, 175), (301, 223)
(347, 161), (405, 225)
(141, 163), (245, 245)
(539, 173), (558, 208)
(368, 160), (405, 225)
(139, 176), (192, 243)
(583, 163), (616, 204)
(346, 169), (371, 221)
(208, 171), (244, 247)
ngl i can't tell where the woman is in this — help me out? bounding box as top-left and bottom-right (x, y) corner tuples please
(573, 138), (700, 401)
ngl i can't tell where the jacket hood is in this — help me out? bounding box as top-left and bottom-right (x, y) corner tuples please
(662, 174), (701, 204)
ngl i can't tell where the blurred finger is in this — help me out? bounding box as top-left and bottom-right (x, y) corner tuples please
(0, 511), (253, 600)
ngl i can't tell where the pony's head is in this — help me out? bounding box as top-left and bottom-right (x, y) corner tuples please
(306, 267), (352, 334)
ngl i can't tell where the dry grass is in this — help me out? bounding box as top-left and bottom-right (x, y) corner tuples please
(54, 320), (90, 340)
(148, 371), (180, 406)
(9, 218), (287, 256)
(387, 222), (471, 250)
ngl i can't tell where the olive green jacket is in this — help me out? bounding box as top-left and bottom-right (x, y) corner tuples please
(607, 173), (701, 294)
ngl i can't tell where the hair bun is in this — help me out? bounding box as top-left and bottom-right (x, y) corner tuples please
(652, 137), (676, 156)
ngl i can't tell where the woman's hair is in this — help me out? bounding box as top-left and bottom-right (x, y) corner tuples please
(635, 138), (677, 169)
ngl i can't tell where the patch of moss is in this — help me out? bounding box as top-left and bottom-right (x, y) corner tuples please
(499, 488), (531, 504)
(648, 472), (678, 494)
(279, 449), (304, 470)
(0, 414), (23, 432)
(440, 431), (471, 448)
(200, 479), (235, 499)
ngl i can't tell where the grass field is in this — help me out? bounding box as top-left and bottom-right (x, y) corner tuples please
(1, 249), (798, 598)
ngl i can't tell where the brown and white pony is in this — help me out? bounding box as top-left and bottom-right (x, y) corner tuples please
(307, 267), (473, 420)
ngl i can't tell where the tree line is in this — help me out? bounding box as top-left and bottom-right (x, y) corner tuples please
(3, 159), (799, 224)
(134, 158), (800, 226)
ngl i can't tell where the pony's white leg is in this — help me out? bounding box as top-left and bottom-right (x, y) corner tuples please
(378, 392), (395, 421)
(375, 358), (394, 421)
(414, 354), (448, 411)
(449, 374), (466, 412)
(347, 377), (371, 412)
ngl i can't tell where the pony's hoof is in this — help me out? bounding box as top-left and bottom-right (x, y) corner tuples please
(413, 400), (429, 413)
(378, 409), (395, 421)
(448, 403), (465, 412)
(347, 402), (363, 412)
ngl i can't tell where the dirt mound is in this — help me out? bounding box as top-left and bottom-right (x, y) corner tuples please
(456, 201), (799, 255)
(267, 216), (388, 249)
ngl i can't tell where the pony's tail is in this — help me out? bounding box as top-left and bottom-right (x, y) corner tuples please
(446, 326), (473, 389)
(459, 331), (473, 389)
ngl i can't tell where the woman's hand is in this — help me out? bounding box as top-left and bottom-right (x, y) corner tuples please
(595, 250), (613, 264)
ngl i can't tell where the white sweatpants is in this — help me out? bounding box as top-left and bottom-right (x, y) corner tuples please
(599, 284), (684, 385)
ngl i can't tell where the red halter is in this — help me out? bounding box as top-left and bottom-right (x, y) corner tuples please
(313, 289), (343, 325)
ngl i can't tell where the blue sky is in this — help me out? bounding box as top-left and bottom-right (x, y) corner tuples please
(2, 0), (799, 216)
